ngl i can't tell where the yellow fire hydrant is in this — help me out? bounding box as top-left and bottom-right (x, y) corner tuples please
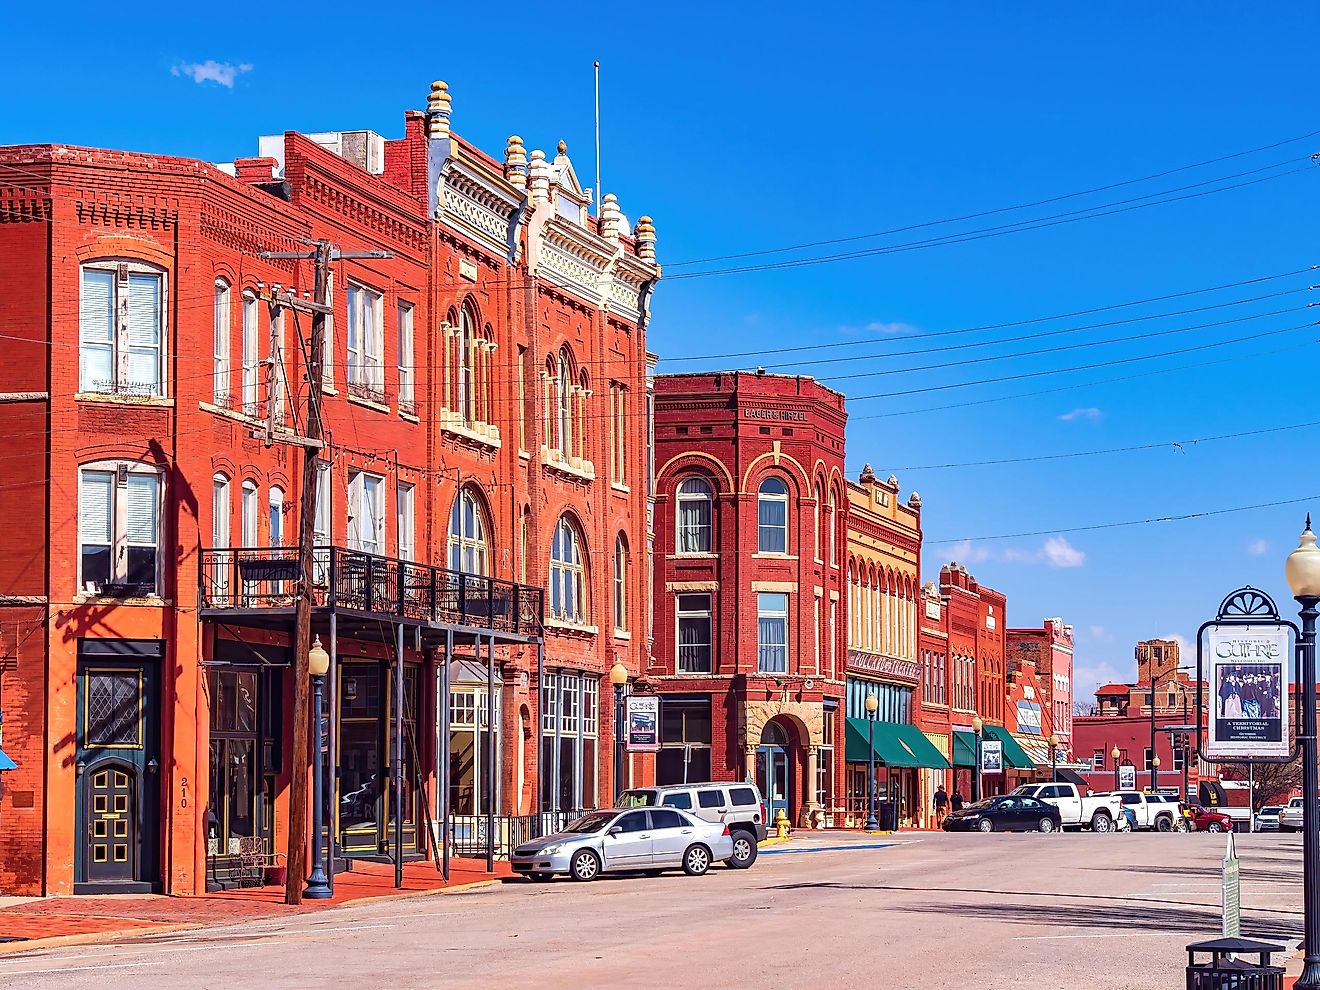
(774, 808), (791, 839)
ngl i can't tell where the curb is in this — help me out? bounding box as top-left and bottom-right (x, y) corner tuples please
(0, 876), (505, 957)
(758, 835), (792, 847)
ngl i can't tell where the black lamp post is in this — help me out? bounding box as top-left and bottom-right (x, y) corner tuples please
(1285, 517), (1320, 989)
(1049, 733), (1059, 785)
(971, 715), (983, 803)
(304, 635), (331, 900)
(609, 661), (628, 803)
(865, 692), (879, 830)
(1111, 745), (1120, 791)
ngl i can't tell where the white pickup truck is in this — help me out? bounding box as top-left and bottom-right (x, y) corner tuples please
(1011, 783), (1124, 832)
(1106, 790), (1184, 831)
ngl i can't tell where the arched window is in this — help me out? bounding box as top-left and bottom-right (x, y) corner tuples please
(549, 515), (588, 623)
(211, 473), (231, 595)
(268, 486), (285, 545)
(613, 535), (628, 633)
(813, 481), (823, 561)
(458, 303), (477, 423)
(448, 487), (489, 575)
(241, 480), (259, 547)
(213, 279), (231, 404)
(757, 477), (789, 553)
(557, 348), (573, 456)
(675, 477), (713, 553)
(519, 507), (531, 586)
(827, 488), (837, 565)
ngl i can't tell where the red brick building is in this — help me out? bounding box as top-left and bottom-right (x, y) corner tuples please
(648, 372), (847, 828)
(0, 78), (658, 895)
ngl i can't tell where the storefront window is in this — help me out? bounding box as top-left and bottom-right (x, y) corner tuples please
(207, 669), (257, 857)
(540, 672), (599, 811)
(449, 684), (500, 816)
(657, 697), (712, 785)
(817, 706), (836, 808)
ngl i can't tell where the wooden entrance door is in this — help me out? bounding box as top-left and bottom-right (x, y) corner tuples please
(86, 763), (136, 881)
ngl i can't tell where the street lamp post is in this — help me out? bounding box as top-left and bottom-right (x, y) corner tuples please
(971, 715), (983, 803)
(304, 635), (331, 900)
(609, 661), (628, 803)
(1285, 516), (1320, 989)
(1151, 755), (1161, 793)
(1049, 732), (1059, 785)
(865, 692), (879, 831)
(1111, 745), (1121, 791)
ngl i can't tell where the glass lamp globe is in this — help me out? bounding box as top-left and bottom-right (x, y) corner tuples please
(865, 692), (879, 714)
(971, 714), (983, 734)
(609, 661), (629, 686)
(1286, 516), (1320, 599)
(308, 635), (330, 677)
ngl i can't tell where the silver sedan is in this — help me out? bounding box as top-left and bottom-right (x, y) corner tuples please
(510, 806), (736, 882)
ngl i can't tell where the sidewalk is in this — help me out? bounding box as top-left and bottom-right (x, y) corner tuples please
(0, 858), (510, 951)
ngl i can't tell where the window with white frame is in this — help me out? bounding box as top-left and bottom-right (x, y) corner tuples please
(757, 477), (789, 553)
(676, 594), (712, 673)
(346, 283), (384, 397)
(322, 273), (335, 387)
(827, 489), (837, 565)
(79, 462), (162, 595)
(540, 671), (600, 811)
(79, 263), (165, 396)
(241, 481), (259, 546)
(268, 486), (285, 546)
(1143, 747), (1155, 771)
(347, 472), (385, 554)
(675, 477), (712, 554)
(516, 345), (528, 452)
(397, 482), (415, 561)
(270, 308), (286, 425)
(613, 535), (628, 633)
(1093, 749), (1106, 770)
(757, 592), (789, 673)
(609, 382), (627, 485)
(448, 487), (488, 575)
(812, 482), (822, 562)
(211, 473), (231, 594)
(213, 279), (231, 405)
(457, 304), (477, 424)
(813, 596), (821, 674)
(241, 292), (260, 415)
(549, 515), (588, 624)
(397, 302), (415, 413)
(313, 461), (331, 584)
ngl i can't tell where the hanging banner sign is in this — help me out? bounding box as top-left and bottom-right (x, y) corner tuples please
(1118, 765), (1137, 790)
(625, 696), (660, 752)
(980, 739), (1004, 775)
(1206, 625), (1289, 759)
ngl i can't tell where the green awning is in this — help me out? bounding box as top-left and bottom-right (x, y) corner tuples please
(845, 718), (950, 769)
(983, 724), (1036, 770)
(952, 730), (977, 767)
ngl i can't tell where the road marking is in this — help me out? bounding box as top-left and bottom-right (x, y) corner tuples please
(1013, 932), (1186, 941)
(761, 842), (896, 855)
(0, 960), (163, 975)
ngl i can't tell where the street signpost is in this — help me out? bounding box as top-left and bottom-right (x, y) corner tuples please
(625, 695), (660, 752)
(980, 739), (1004, 775)
(1118, 764), (1137, 790)
(1223, 832), (1242, 938)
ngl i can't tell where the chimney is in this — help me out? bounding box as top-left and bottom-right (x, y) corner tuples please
(234, 157), (277, 184)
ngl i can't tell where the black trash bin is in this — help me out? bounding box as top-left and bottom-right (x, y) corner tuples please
(1185, 937), (1285, 990)
(874, 800), (898, 832)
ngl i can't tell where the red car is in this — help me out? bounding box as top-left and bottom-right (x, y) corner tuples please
(1183, 805), (1233, 833)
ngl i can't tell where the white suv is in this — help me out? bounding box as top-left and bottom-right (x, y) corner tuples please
(1280, 797), (1304, 832)
(616, 782), (766, 868)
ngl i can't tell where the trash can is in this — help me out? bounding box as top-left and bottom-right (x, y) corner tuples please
(875, 800), (898, 832)
(1185, 937), (1284, 989)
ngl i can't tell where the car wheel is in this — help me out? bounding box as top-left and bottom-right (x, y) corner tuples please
(1207, 822), (1224, 833)
(1038, 817), (1055, 833)
(683, 844), (712, 876)
(1091, 813), (1112, 833)
(1156, 816), (1174, 833)
(728, 832), (758, 870)
(977, 818), (994, 833)
(1174, 818), (1190, 833)
(569, 850), (600, 882)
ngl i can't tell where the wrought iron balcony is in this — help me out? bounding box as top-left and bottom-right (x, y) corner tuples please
(200, 545), (543, 637)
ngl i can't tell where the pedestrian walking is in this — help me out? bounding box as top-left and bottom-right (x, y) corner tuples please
(933, 786), (949, 827)
(951, 789), (964, 813)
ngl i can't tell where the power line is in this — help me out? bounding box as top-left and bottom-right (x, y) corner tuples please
(667, 128), (1320, 268)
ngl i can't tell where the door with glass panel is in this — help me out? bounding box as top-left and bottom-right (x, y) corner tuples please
(756, 721), (792, 826)
(207, 668), (262, 883)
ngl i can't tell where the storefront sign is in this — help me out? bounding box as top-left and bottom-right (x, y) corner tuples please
(847, 652), (920, 685)
(1118, 764), (1136, 790)
(625, 696), (660, 751)
(980, 739), (1003, 774)
(745, 408), (808, 422)
(925, 600), (942, 621)
(1205, 625), (1288, 759)
(1015, 701), (1042, 734)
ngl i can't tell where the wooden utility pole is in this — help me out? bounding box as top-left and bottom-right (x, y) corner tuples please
(259, 241), (387, 905)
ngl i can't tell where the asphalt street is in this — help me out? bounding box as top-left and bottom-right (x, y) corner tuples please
(0, 831), (1302, 990)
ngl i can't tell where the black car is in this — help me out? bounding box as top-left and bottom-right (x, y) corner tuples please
(942, 795), (1063, 833)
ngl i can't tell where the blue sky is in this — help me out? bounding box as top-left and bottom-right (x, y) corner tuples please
(6, 3), (1318, 702)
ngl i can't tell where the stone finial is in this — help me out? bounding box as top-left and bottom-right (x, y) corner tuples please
(859, 463), (876, 484)
(427, 80), (452, 140)
(908, 491), (922, 510)
(529, 149), (550, 205)
(634, 216), (657, 261)
(886, 474), (899, 488)
(504, 135), (528, 189)
(600, 193), (623, 240)
(556, 139), (568, 157)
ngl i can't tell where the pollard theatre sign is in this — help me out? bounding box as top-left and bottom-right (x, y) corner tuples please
(625, 696), (660, 751)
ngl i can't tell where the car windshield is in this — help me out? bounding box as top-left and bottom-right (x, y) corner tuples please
(615, 790), (658, 807)
(1262, 807), (1283, 814)
(963, 798), (997, 811)
(563, 812), (617, 834)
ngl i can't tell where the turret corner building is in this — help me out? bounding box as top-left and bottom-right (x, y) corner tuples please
(0, 80), (659, 895)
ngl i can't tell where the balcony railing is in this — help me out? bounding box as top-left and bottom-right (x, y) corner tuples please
(200, 545), (544, 636)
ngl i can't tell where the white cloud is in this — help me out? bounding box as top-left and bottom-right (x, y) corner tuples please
(1089, 625), (1108, 640)
(1159, 632), (1195, 660)
(172, 60), (252, 89)
(1074, 659), (1128, 704)
(839, 320), (918, 337)
(946, 539), (991, 564)
(1043, 535), (1086, 568)
(1059, 407), (1103, 423)
(1247, 538), (1270, 556)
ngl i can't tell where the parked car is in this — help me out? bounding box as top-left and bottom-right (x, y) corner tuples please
(510, 807), (735, 882)
(1099, 791), (1182, 831)
(1182, 805), (1234, 833)
(616, 782), (766, 868)
(1280, 797), (1305, 832)
(942, 795), (1063, 833)
(1011, 783), (1123, 832)
(1254, 805), (1285, 832)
